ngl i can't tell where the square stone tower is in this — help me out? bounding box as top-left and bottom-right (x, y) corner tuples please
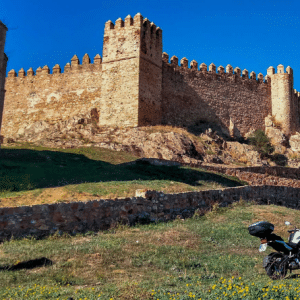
(0, 21), (8, 141)
(100, 13), (162, 127)
(267, 65), (298, 135)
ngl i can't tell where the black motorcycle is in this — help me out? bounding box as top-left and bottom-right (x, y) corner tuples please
(248, 221), (300, 279)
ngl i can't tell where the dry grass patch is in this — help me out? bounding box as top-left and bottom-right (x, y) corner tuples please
(249, 205), (298, 238)
(115, 227), (200, 249)
(71, 237), (92, 245)
(0, 180), (235, 207)
(0, 187), (99, 207)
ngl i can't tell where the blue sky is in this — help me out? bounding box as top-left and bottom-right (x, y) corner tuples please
(2, 0), (300, 88)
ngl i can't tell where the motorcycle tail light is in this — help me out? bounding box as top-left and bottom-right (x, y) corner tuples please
(261, 238), (268, 244)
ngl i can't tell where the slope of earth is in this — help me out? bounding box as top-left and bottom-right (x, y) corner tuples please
(0, 145), (246, 207)
(5, 112), (300, 168)
(1, 112), (264, 167)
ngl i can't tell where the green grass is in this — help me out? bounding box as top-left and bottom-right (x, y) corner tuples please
(0, 144), (246, 206)
(1, 203), (300, 299)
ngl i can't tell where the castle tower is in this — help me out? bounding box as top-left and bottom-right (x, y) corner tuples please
(100, 13), (163, 127)
(0, 21), (8, 143)
(267, 65), (298, 135)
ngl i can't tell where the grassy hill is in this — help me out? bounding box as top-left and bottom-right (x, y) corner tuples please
(0, 144), (245, 207)
(0, 202), (300, 299)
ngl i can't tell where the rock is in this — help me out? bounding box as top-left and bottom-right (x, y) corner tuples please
(135, 189), (148, 198)
(290, 133), (300, 152)
(24, 121), (50, 135)
(203, 155), (223, 164)
(229, 118), (242, 138)
(117, 130), (203, 162)
(264, 115), (288, 151)
(265, 127), (287, 147)
(225, 141), (261, 165)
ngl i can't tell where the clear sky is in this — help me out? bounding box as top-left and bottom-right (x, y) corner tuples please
(1, 0), (300, 88)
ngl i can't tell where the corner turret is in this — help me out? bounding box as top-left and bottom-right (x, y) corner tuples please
(268, 64), (297, 135)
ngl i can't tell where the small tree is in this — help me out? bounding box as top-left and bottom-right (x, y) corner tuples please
(248, 129), (274, 158)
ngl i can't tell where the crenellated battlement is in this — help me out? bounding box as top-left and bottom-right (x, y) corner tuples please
(162, 52), (269, 85)
(2, 13), (300, 141)
(101, 13), (163, 127)
(6, 53), (102, 80)
(102, 13), (162, 67)
(104, 13), (162, 39)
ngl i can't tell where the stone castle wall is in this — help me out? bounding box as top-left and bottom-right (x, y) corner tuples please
(267, 65), (299, 135)
(0, 21), (7, 139)
(2, 55), (102, 138)
(138, 18), (163, 126)
(161, 55), (272, 135)
(100, 14), (163, 127)
(1, 13), (300, 140)
(100, 15), (141, 127)
(0, 185), (299, 241)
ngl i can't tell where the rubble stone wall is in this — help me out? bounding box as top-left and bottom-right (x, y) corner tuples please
(268, 65), (299, 135)
(2, 13), (300, 141)
(2, 59), (102, 138)
(0, 185), (300, 241)
(161, 60), (272, 136)
(200, 164), (300, 181)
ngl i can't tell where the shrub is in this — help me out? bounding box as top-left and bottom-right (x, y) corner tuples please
(248, 129), (274, 158)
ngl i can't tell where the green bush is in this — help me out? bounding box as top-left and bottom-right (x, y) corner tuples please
(248, 129), (274, 158)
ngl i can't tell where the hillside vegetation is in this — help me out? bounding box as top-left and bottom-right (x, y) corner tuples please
(0, 202), (300, 299)
(0, 144), (245, 207)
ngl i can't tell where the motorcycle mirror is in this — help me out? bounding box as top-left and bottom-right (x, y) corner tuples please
(285, 221), (291, 226)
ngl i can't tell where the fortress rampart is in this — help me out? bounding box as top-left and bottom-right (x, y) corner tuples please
(1, 14), (300, 141)
(161, 55), (272, 136)
(3, 55), (102, 137)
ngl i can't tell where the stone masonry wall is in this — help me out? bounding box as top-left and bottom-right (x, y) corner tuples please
(199, 164), (300, 181)
(2, 55), (102, 139)
(267, 65), (297, 135)
(0, 21), (7, 139)
(100, 15), (141, 127)
(100, 13), (163, 127)
(161, 55), (272, 136)
(2, 14), (300, 141)
(190, 163), (300, 188)
(0, 185), (300, 242)
(138, 18), (163, 126)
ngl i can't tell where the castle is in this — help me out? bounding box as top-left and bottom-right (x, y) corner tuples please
(1, 13), (300, 142)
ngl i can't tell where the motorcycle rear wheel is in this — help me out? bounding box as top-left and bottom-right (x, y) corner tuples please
(265, 258), (288, 280)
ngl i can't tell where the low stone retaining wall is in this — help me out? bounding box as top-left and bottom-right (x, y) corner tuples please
(197, 164), (300, 188)
(235, 166), (300, 180)
(1, 185), (300, 242)
(200, 164), (300, 180)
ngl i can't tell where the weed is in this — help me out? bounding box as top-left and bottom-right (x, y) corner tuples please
(248, 129), (274, 158)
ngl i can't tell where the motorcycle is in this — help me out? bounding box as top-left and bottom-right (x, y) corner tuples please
(248, 221), (300, 280)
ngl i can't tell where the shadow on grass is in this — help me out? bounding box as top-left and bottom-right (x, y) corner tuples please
(0, 147), (245, 193)
(0, 257), (53, 271)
